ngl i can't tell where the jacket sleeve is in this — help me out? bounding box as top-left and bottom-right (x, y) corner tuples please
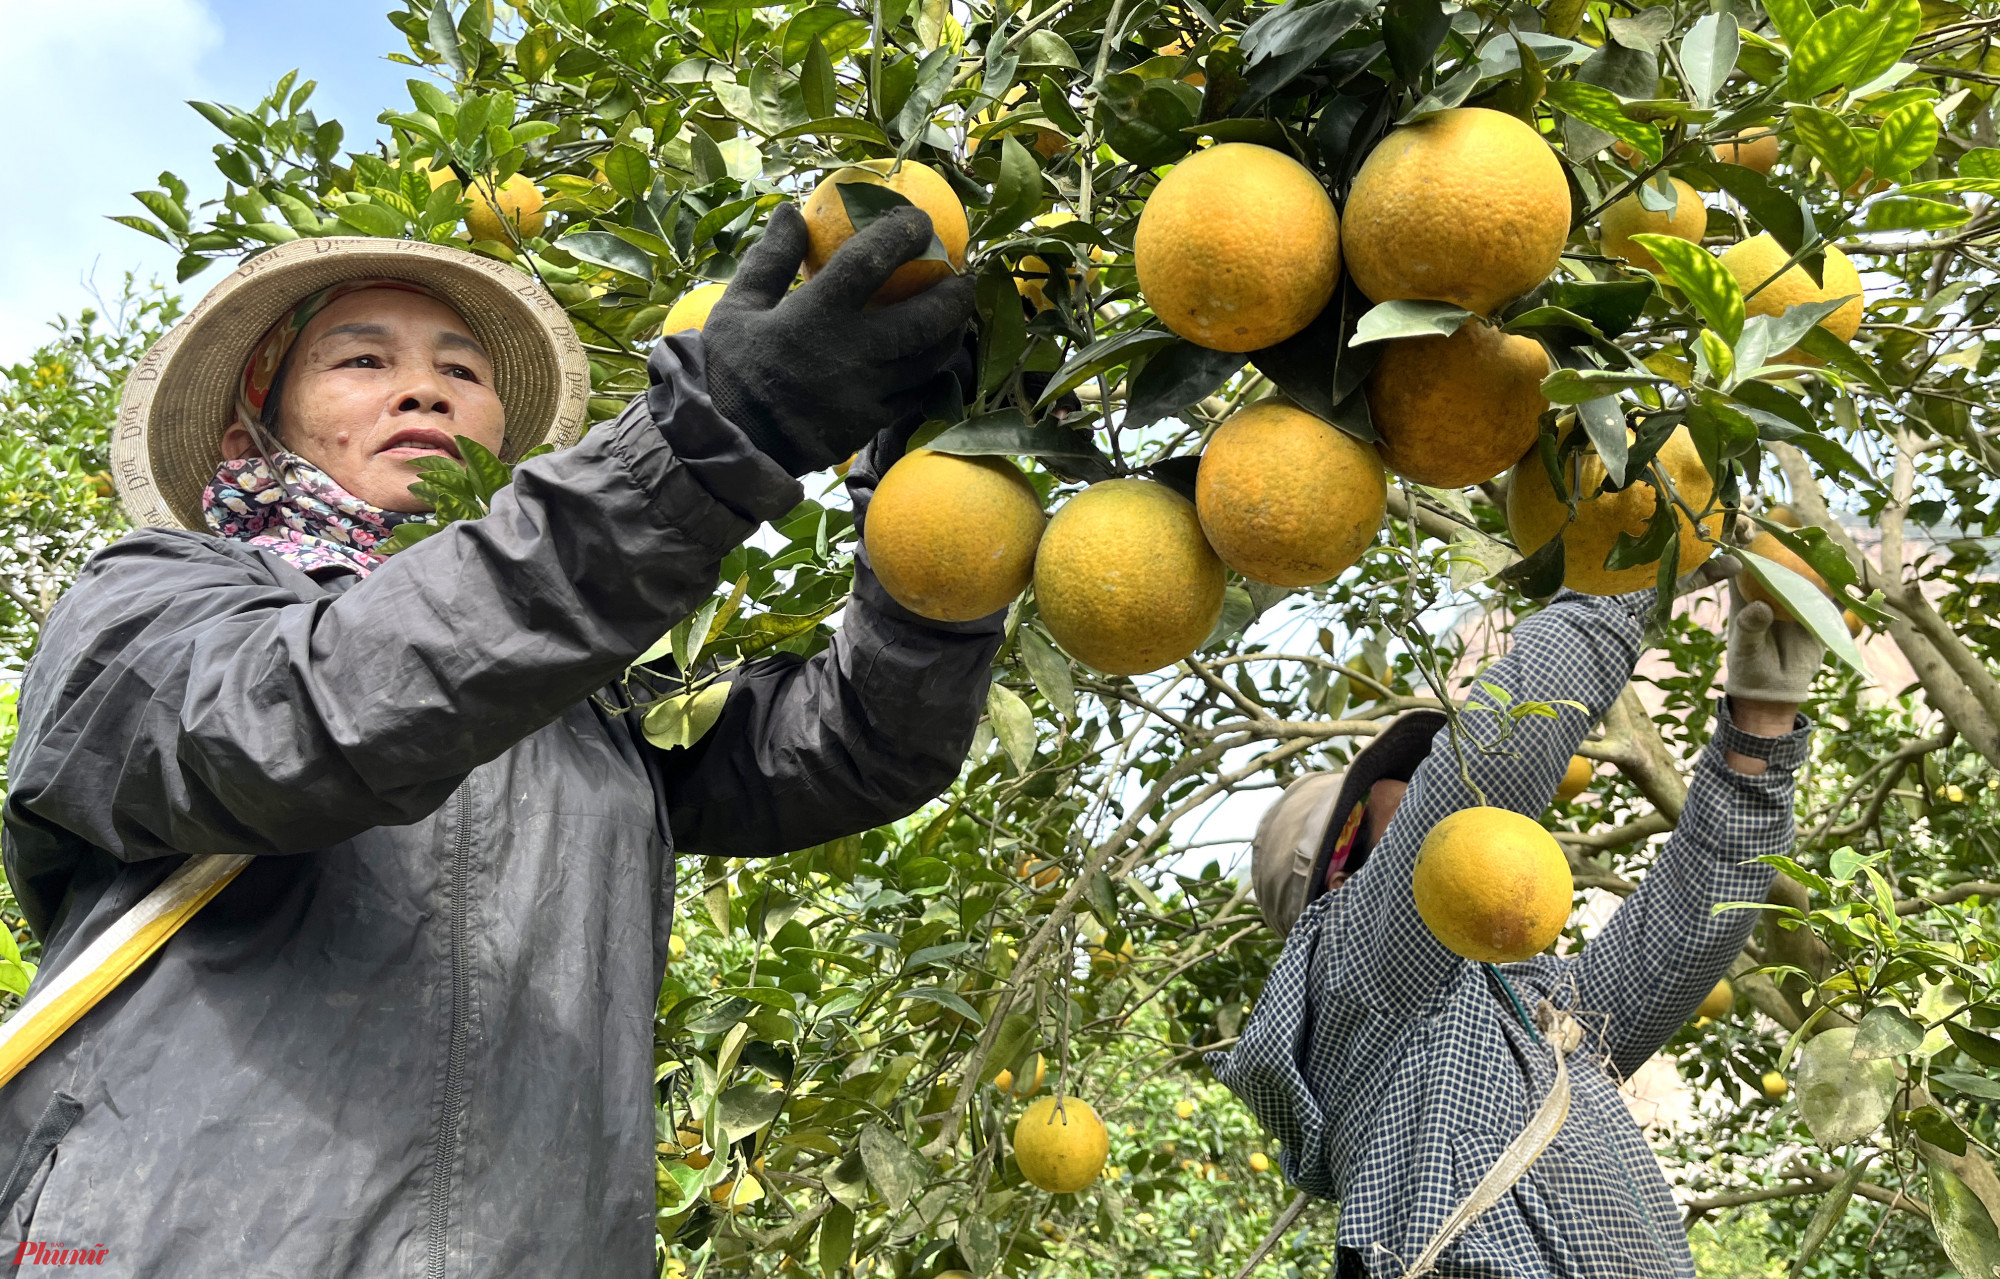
(1328, 589), (1655, 1018)
(659, 445), (1006, 856)
(1570, 697), (1805, 1078)
(3, 336), (801, 924)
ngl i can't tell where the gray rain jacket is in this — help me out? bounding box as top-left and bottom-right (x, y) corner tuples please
(0, 335), (1002, 1277)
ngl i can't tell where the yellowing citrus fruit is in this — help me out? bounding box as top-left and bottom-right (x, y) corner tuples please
(1719, 234), (1864, 362)
(1087, 935), (1135, 977)
(1016, 856), (1061, 889)
(1411, 807), (1572, 963)
(667, 934), (688, 961)
(1014, 1096), (1110, 1193)
(1368, 320), (1548, 488)
(1017, 212), (1106, 311)
(997, 1054), (1046, 1098)
(465, 172), (547, 244)
(1174, 1099), (1195, 1119)
(1555, 755), (1592, 802)
(1195, 401), (1385, 586)
(801, 160), (970, 305)
(1762, 1070), (1789, 1099)
(1248, 1152), (1271, 1173)
(1034, 480), (1225, 676)
(1506, 424), (1724, 595)
(1134, 144), (1341, 352)
(1765, 504), (1801, 528)
(662, 283), (728, 335)
(1697, 979), (1734, 1020)
(1600, 178), (1707, 273)
(863, 450), (1045, 622)
(1342, 108), (1570, 315)
(1714, 133), (1781, 174)
(1739, 530), (1830, 624)
(1844, 607), (1864, 637)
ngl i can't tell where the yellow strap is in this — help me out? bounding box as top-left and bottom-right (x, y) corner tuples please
(0, 854), (253, 1091)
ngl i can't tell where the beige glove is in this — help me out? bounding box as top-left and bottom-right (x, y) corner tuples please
(1724, 599), (1826, 704)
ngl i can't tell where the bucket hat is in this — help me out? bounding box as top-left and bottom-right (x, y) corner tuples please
(111, 237), (592, 531)
(1250, 708), (1449, 934)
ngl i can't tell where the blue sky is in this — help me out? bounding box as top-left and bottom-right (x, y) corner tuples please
(0, 0), (437, 361)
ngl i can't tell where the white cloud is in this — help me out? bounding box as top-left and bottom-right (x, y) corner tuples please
(0, 0), (223, 361)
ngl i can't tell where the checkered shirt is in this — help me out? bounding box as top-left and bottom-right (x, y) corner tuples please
(1208, 589), (1812, 1278)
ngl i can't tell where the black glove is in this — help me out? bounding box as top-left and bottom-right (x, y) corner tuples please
(703, 202), (978, 477)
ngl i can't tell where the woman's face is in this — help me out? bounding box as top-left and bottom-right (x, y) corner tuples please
(223, 288), (506, 512)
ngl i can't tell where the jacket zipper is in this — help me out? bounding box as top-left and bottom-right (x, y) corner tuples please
(425, 786), (474, 1279)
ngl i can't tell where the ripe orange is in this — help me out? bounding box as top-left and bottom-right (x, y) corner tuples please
(1342, 108), (1569, 315)
(1368, 320), (1548, 488)
(1195, 400), (1386, 586)
(801, 161), (969, 305)
(1134, 144), (1341, 352)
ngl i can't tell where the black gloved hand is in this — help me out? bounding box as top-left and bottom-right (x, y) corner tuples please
(703, 202), (978, 477)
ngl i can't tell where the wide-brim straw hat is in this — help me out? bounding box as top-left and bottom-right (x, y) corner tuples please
(1250, 708), (1449, 935)
(112, 237), (592, 531)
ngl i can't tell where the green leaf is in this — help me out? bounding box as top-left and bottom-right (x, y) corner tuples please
(1765, 524), (1858, 593)
(1095, 73), (1197, 167)
(981, 134), (1043, 239)
(1797, 1027), (1896, 1146)
(1851, 1005), (1925, 1059)
(1019, 628), (1076, 720)
(642, 682), (732, 750)
(1124, 342), (1247, 430)
(1038, 74), (1084, 136)
(1019, 29), (1080, 69)
(557, 229), (655, 283)
(1798, 325), (1892, 396)
(801, 37), (837, 120)
(987, 682), (1037, 773)
(1927, 1157), (2000, 1279)
(1693, 160), (1813, 259)
(1790, 1153), (1876, 1277)
(429, 0), (467, 77)
(986, 1013), (1039, 1082)
(1947, 1024), (2000, 1068)
(892, 47), (955, 142)
(1680, 14), (1739, 108)
(1500, 530), (1566, 598)
(1762, 0), (1816, 47)
(1791, 106), (1865, 190)
(858, 1122), (928, 1212)
(1850, 0), (1925, 88)
(1631, 235), (1745, 343)
(1040, 329), (1181, 404)
(1236, 0), (1374, 109)
(834, 180), (952, 263)
(1538, 368), (1662, 404)
(1203, 585), (1256, 650)
(1904, 1104), (1969, 1155)
(1872, 101), (1939, 180)
(976, 270), (1028, 397)
(1350, 300), (1474, 346)
(714, 1080), (786, 1143)
(1545, 280), (1655, 337)
(110, 215), (175, 245)
(923, 411), (1107, 466)
(689, 128), (728, 186)
(1540, 81), (1662, 163)
(601, 144), (651, 200)
(1787, 6), (1869, 99)
(819, 1203), (855, 1279)
(1383, 0), (1450, 86)
(823, 1148), (870, 1210)
(1737, 547), (1868, 675)
(333, 201), (410, 238)
(1864, 196), (1969, 232)
(1931, 1069), (2000, 1101)
(456, 436), (511, 503)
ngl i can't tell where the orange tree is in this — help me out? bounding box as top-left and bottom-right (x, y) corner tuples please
(52, 0), (2000, 1272)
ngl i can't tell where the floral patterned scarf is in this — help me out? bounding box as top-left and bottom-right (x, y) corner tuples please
(202, 449), (425, 577)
